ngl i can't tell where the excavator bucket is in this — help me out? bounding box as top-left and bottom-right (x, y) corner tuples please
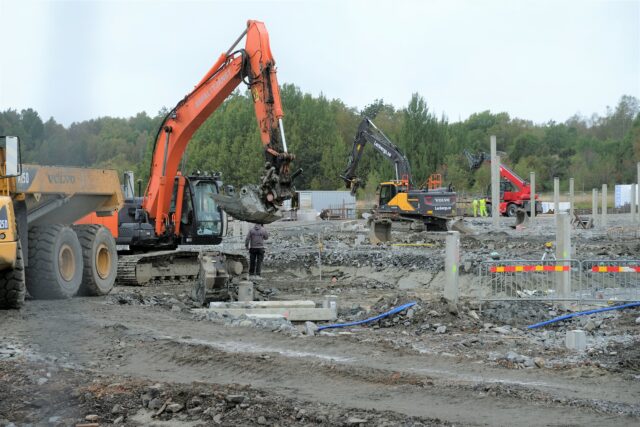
(514, 208), (529, 229)
(213, 184), (283, 224)
(448, 218), (474, 234)
(369, 219), (392, 244)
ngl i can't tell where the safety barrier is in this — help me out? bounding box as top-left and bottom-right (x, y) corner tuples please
(580, 260), (640, 302)
(477, 259), (640, 303)
(477, 259), (581, 302)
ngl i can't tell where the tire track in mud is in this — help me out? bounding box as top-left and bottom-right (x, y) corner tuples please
(5, 299), (639, 426)
(111, 335), (640, 426)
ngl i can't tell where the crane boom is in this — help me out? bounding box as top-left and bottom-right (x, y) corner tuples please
(143, 20), (294, 236)
(464, 149), (541, 216)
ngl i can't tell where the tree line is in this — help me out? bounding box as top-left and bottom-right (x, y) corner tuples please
(1, 86), (638, 199)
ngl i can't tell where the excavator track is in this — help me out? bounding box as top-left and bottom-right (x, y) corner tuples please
(117, 249), (247, 287)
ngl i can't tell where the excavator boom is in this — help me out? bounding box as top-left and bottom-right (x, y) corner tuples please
(143, 20), (295, 235)
(341, 117), (412, 195)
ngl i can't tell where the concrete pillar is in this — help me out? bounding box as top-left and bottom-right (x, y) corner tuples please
(529, 172), (536, 221)
(444, 231), (460, 304)
(553, 177), (560, 215)
(637, 161), (640, 222)
(630, 183), (637, 223)
(592, 189), (598, 226)
(490, 136), (500, 228)
(555, 213), (571, 301)
(601, 184), (607, 228)
(569, 178), (574, 219)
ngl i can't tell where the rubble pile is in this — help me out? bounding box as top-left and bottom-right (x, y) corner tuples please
(196, 311), (301, 336)
(0, 361), (454, 427)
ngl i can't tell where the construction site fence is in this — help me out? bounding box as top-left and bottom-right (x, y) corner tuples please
(477, 259), (640, 303)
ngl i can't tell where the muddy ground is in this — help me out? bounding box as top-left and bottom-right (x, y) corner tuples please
(1, 214), (639, 426)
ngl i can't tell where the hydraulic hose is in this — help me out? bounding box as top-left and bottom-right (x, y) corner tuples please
(527, 301), (640, 329)
(317, 301), (416, 332)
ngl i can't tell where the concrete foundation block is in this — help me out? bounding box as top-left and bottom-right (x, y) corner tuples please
(237, 281), (254, 302)
(209, 300), (316, 309)
(197, 307), (337, 322)
(565, 330), (586, 351)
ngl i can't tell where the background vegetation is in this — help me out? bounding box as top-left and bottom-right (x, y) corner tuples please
(1, 87), (638, 198)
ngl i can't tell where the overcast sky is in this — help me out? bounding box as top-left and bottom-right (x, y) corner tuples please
(1, 0), (638, 126)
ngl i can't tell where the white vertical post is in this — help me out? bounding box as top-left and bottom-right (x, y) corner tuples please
(529, 172), (536, 222)
(630, 183), (637, 223)
(554, 177), (560, 215)
(592, 189), (598, 226)
(555, 213), (571, 305)
(601, 184), (608, 228)
(444, 231), (460, 304)
(569, 178), (574, 220)
(637, 162), (640, 222)
(490, 136), (500, 228)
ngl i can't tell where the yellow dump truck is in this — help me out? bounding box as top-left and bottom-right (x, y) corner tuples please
(0, 136), (123, 309)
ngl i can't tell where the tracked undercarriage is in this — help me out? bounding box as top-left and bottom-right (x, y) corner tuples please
(117, 249), (248, 303)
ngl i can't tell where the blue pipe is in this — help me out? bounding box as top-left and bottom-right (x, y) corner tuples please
(527, 301), (640, 329)
(317, 301), (417, 331)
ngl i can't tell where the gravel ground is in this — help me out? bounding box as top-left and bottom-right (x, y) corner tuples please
(1, 214), (639, 426)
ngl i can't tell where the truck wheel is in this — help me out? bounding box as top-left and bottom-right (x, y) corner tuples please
(25, 225), (83, 299)
(506, 204), (518, 217)
(73, 225), (117, 296)
(0, 240), (26, 309)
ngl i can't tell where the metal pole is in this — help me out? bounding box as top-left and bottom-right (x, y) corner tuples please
(161, 127), (171, 176)
(226, 28), (248, 55)
(278, 118), (288, 153)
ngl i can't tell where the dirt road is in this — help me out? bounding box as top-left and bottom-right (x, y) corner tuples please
(2, 292), (639, 426)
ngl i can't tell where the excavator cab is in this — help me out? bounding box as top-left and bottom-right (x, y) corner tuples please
(378, 184), (396, 207)
(171, 173), (225, 245)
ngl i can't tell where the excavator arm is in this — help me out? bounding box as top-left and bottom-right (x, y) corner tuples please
(341, 118), (412, 196)
(143, 20), (296, 236)
(463, 149), (528, 192)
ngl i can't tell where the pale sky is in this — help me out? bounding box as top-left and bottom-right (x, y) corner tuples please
(1, 0), (638, 126)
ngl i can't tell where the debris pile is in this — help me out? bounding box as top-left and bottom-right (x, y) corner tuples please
(0, 361), (454, 426)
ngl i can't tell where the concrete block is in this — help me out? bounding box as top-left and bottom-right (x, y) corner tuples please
(196, 307), (337, 321)
(237, 281), (253, 302)
(565, 330), (586, 351)
(209, 300), (316, 309)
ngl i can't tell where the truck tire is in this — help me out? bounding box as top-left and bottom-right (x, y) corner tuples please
(506, 203), (518, 217)
(73, 225), (117, 296)
(0, 240), (26, 309)
(25, 225), (83, 299)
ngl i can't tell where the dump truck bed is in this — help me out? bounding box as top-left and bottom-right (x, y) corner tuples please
(16, 164), (123, 226)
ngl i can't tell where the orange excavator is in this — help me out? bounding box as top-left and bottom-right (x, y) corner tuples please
(116, 20), (300, 292)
